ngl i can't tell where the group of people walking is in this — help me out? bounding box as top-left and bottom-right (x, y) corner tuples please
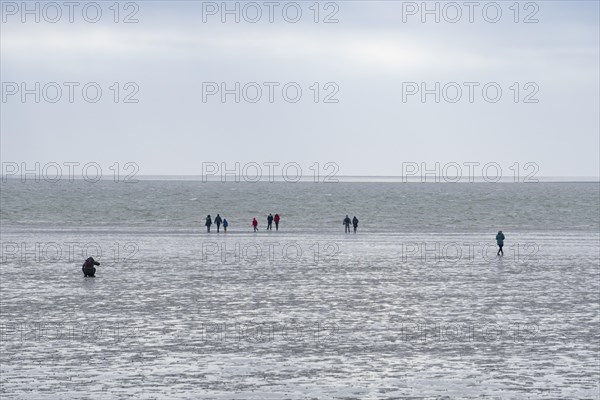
(203, 213), (365, 233)
(343, 215), (359, 233)
(252, 213), (281, 232)
(203, 213), (363, 233)
(204, 214), (229, 232)
(265, 213), (280, 231)
(204, 213), (281, 233)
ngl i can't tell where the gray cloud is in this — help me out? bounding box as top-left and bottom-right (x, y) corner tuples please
(1, 1), (598, 177)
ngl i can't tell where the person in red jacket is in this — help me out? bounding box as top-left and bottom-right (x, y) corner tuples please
(274, 213), (280, 231)
(252, 218), (258, 232)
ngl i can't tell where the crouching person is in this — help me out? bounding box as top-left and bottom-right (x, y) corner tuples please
(82, 257), (100, 277)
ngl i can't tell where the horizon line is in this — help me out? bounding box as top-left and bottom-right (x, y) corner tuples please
(2, 175), (599, 183)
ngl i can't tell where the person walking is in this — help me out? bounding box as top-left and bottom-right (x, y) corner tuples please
(223, 218), (229, 233)
(274, 213), (280, 231)
(352, 216), (359, 233)
(496, 230), (505, 256)
(343, 215), (351, 233)
(252, 218), (258, 232)
(205, 215), (212, 233)
(214, 214), (223, 232)
(267, 213), (274, 230)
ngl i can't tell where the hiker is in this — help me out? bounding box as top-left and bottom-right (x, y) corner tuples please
(82, 257), (100, 277)
(352, 216), (359, 233)
(223, 218), (228, 232)
(496, 230), (505, 256)
(205, 215), (212, 232)
(252, 218), (258, 232)
(214, 214), (223, 232)
(274, 213), (280, 231)
(267, 213), (274, 230)
(343, 215), (351, 233)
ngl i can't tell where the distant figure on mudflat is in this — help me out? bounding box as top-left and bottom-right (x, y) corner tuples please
(214, 214), (223, 232)
(267, 213), (274, 230)
(205, 215), (212, 232)
(274, 213), (280, 231)
(496, 230), (505, 256)
(82, 257), (100, 277)
(343, 215), (351, 233)
(352, 216), (359, 233)
(252, 218), (258, 232)
(223, 218), (228, 232)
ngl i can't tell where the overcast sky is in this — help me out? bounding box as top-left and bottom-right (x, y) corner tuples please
(1, 1), (599, 177)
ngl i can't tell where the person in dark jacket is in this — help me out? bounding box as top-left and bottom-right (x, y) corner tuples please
(214, 214), (223, 232)
(496, 230), (505, 256)
(274, 213), (280, 231)
(82, 257), (100, 277)
(267, 213), (274, 230)
(223, 218), (229, 232)
(352, 216), (359, 233)
(205, 215), (212, 232)
(343, 215), (351, 233)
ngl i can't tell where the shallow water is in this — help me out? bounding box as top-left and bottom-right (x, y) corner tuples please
(1, 182), (599, 398)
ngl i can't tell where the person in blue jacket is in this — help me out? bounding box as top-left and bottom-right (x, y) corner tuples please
(496, 230), (505, 256)
(214, 214), (223, 232)
(343, 215), (351, 233)
(223, 218), (229, 232)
